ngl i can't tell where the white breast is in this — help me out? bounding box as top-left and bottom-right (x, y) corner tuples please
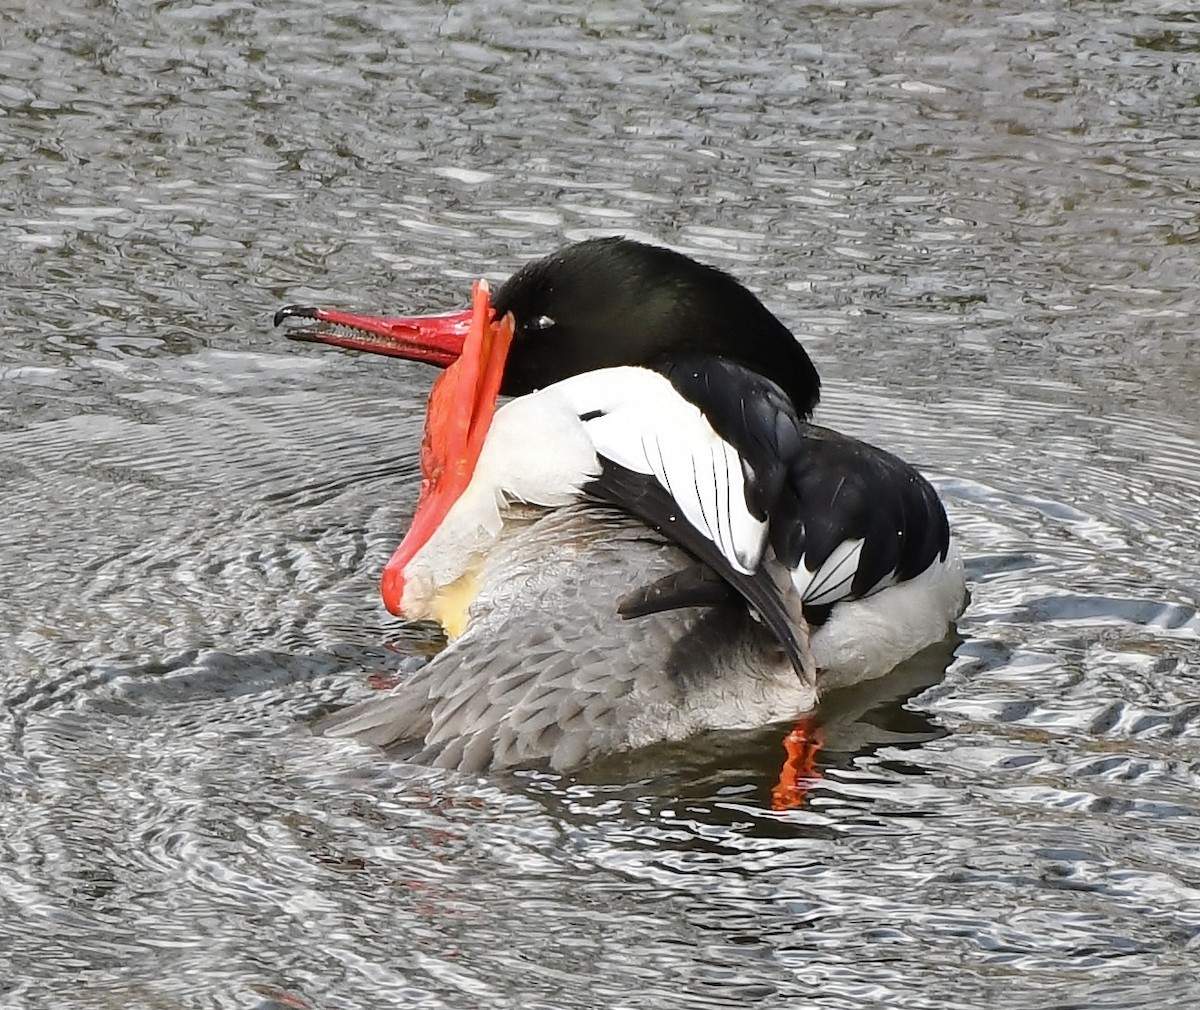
(810, 541), (967, 689)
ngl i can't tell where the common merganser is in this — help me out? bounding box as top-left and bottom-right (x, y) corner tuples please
(276, 238), (967, 772)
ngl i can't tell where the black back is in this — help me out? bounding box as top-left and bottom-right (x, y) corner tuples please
(586, 356), (951, 631)
(664, 354), (949, 593)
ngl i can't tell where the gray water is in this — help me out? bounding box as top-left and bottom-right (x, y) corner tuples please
(2, 2), (1199, 1008)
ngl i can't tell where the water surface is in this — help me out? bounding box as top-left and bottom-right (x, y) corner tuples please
(2, 2), (1199, 1008)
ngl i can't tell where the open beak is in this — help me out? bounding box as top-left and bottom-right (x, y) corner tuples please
(274, 303), (473, 368)
(376, 280), (515, 616)
(276, 284), (514, 619)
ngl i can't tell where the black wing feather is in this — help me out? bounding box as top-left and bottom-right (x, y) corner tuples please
(585, 462), (812, 683)
(661, 354), (950, 602)
(773, 426), (949, 596)
(581, 354), (951, 665)
(616, 563), (739, 618)
(663, 355), (800, 523)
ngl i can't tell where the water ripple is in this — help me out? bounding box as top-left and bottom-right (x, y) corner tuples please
(2, 0), (1199, 1006)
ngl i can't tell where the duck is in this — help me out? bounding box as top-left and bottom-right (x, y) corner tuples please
(276, 237), (967, 773)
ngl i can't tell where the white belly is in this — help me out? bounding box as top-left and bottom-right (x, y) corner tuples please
(812, 540), (968, 692)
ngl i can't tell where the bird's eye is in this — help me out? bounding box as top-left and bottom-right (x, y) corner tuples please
(526, 314), (555, 332)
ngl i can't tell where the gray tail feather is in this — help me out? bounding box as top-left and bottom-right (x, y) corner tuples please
(313, 692), (434, 750)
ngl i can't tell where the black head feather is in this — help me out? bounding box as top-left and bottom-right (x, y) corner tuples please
(491, 237), (821, 416)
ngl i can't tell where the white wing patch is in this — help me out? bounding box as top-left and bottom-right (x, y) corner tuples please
(792, 538), (865, 606)
(547, 367), (768, 575)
